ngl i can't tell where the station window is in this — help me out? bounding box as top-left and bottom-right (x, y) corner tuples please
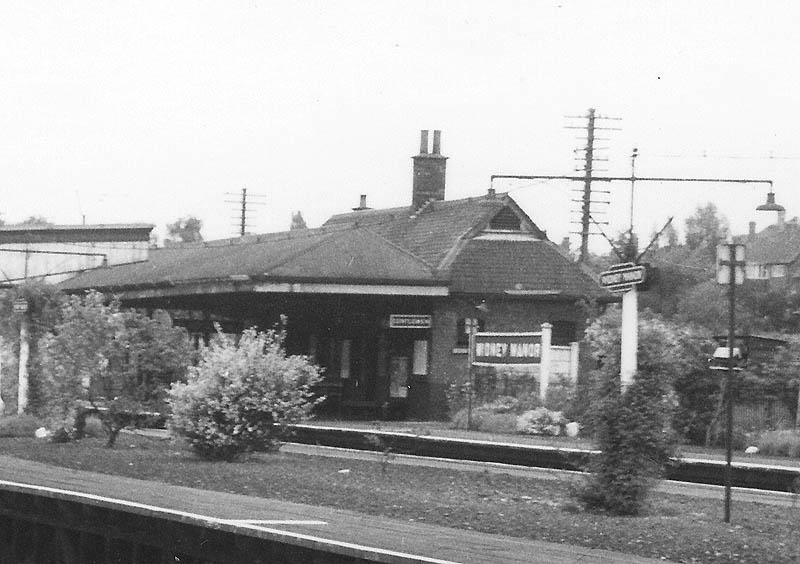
(551, 321), (577, 346)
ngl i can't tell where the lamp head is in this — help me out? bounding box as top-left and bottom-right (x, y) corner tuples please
(756, 190), (785, 212)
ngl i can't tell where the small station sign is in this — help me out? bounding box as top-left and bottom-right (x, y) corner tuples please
(12, 298), (28, 314)
(389, 314), (432, 329)
(599, 263), (647, 293)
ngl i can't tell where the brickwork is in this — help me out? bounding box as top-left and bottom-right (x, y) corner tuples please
(422, 297), (587, 419)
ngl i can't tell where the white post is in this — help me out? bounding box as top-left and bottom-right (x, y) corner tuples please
(539, 323), (552, 403)
(620, 286), (638, 388)
(569, 341), (580, 384)
(18, 315), (30, 414)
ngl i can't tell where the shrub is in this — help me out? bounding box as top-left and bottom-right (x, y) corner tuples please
(450, 407), (517, 434)
(516, 407), (566, 436)
(38, 292), (194, 446)
(757, 430), (800, 458)
(0, 414), (43, 437)
(577, 367), (677, 515)
(169, 326), (324, 461)
(450, 395), (522, 433)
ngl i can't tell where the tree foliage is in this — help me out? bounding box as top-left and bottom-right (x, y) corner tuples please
(0, 281), (65, 414)
(164, 216), (203, 245)
(290, 211), (307, 230)
(169, 326), (324, 461)
(38, 291), (194, 446)
(684, 202), (729, 255)
(577, 307), (713, 514)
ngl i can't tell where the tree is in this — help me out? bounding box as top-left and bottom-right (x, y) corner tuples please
(38, 291), (194, 446)
(684, 202), (729, 255)
(0, 281), (64, 415)
(169, 325), (324, 461)
(164, 216), (203, 246)
(20, 216), (52, 227)
(578, 307), (711, 514)
(290, 211), (307, 230)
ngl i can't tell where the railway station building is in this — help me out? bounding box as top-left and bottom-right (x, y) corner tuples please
(60, 131), (611, 419)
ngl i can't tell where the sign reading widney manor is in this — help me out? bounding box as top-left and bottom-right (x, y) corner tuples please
(473, 332), (542, 365)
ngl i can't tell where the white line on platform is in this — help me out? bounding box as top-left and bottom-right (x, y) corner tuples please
(223, 519), (328, 526)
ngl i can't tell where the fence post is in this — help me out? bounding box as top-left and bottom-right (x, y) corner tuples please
(569, 341), (580, 384)
(539, 323), (552, 403)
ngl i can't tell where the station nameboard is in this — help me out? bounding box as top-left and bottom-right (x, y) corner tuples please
(599, 263), (647, 293)
(473, 332), (542, 365)
(389, 314), (432, 329)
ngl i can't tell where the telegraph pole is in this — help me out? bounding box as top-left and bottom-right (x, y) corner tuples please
(566, 108), (620, 262)
(226, 188), (266, 236)
(579, 108), (596, 262)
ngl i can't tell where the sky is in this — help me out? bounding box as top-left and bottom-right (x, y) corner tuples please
(2, 1), (799, 252)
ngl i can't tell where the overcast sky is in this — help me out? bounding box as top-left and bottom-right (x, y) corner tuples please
(2, 1), (798, 251)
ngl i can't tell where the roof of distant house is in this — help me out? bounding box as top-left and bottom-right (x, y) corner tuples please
(738, 220), (800, 265)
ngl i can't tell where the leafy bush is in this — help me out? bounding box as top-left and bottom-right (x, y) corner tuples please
(480, 395), (519, 414)
(757, 430), (800, 458)
(169, 326), (324, 461)
(578, 369), (676, 515)
(38, 292), (194, 447)
(0, 414), (42, 437)
(516, 407), (566, 436)
(450, 407), (517, 433)
(81, 415), (106, 439)
(577, 308), (678, 515)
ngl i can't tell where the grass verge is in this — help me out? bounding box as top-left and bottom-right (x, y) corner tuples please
(1, 434), (798, 564)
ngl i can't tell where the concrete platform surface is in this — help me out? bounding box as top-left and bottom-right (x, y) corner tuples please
(0, 454), (674, 564)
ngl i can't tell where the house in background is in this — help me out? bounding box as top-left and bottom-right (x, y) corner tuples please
(0, 223), (153, 285)
(741, 212), (800, 287)
(60, 131), (611, 419)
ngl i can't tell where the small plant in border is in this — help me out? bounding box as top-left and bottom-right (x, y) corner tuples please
(169, 324), (324, 461)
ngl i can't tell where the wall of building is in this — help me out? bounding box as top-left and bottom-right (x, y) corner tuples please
(422, 297), (586, 419)
(0, 241), (150, 284)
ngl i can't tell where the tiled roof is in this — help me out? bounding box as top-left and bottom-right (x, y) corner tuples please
(326, 193), (542, 270)
(60, 192), (607, 300)
(59, 226), (439, 291)
(738, 222), (800, 265)
(447, 238), (608, 298)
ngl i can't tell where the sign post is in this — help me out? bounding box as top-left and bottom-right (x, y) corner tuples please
(14, 298), (30, 414)
(599, 263), (649, 387)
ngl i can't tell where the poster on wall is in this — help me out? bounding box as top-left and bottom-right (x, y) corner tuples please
(389, 356), (409, 398)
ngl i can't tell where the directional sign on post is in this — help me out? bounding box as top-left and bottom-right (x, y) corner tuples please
(716, 244), (745, 285)
(599, 263), (647, 293)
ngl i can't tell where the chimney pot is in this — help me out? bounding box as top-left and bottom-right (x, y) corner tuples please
(487, 187), (496, 199)
(352, 194), (371, 211)
(419, 130), (429, 154)
(412, 130), (447, 211)
(432, 130), (441, 154)
(748, 221), (756, 240)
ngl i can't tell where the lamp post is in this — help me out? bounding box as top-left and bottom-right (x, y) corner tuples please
(715, 243), (745, 523)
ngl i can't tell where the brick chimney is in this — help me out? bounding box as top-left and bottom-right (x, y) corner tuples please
(412, 130), (447, 211)
(352, 194), (371, 211)
(748, 221), (756, 241)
